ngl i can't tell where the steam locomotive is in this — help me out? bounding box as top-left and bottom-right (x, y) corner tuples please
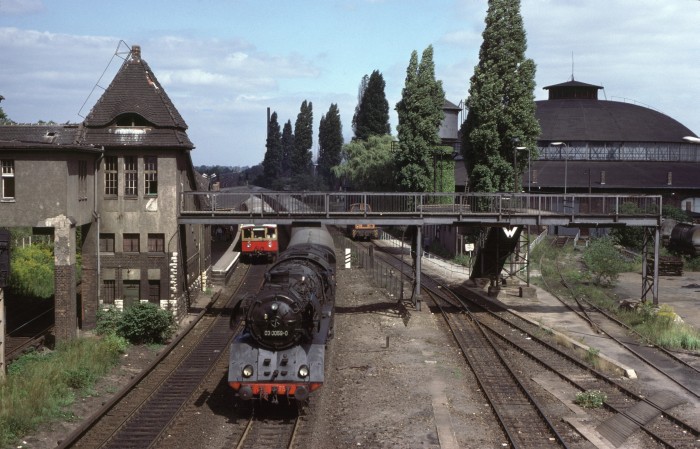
(228, 224), (336, 403)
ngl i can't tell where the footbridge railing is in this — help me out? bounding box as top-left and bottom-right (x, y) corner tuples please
(179, 191), (662, 227)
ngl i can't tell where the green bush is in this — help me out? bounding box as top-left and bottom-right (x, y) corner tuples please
(683, 256), (700, 272)
(96, 307), (123, 336)
(117, 303), (175, 344)
(582, 237), (626, 286)
(575, 390), (607, 408)
(64, 367), (96, 390)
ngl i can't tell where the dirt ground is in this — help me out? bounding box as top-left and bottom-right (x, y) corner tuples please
(13, 264), (700, 449)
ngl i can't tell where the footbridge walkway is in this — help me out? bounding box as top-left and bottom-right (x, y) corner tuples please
(179, 191), (663, 305)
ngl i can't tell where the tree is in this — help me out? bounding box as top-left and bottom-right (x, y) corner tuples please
(583, 236), (626, 287)
(332, 135), (397, 191)
(261, 111), (283, 187)
(292, 100), (313, 184)
(318, 103), (344, 189)
(352, 74), (369, 137)
(395, 45), (445, 192)
(353, 70), (391, 140)
(9, 243), (54, 299)
(0, 105), (14, 125)
(461, 0), (540, 192)
(281, 120), (294, 178)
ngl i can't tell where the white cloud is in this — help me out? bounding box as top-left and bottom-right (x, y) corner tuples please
(0, 0), (43, 14)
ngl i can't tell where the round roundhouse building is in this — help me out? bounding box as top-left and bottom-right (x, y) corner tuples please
(530, 79), (700, 219)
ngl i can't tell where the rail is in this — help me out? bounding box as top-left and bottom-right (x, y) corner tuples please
(179, 191), (662, 227)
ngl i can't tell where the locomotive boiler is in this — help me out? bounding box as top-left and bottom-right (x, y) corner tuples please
(228, 224), (336, 402)
(667, 222), (700, 257)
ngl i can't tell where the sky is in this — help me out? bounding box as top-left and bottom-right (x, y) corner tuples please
(1, 0), (699, 168)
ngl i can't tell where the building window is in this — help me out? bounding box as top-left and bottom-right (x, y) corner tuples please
(144, 156), (158, 196)
(99, 233), (115, 252)
(148, 233), (165, 252)
(148, 280), (160, 303)
(123, 280), (140, 308)
(124, 156), (138, 196)
(123, 233), (140, 252)
(1, 160), (15, 200)
(78, 160), (87, 200)
(105, 156), (118, 196)
(102, 279), (116, 304)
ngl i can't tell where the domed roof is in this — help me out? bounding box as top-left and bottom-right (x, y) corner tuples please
(536, 80), (695, 143)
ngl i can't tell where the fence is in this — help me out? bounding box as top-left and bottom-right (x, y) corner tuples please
(336, 234), (410, 302)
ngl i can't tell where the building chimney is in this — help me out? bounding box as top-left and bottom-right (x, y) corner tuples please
(131, 45), (141, 63)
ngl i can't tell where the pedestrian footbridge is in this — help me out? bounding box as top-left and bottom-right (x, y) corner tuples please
(179, 191), (661, 227)
(179, 191), (663, 305)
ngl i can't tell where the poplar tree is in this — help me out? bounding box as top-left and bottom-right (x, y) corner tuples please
(395, 45), (445, 192)
(353, 70), (391, 140)
(281, 120), (294, 178)
(317, 103), (344, 189)
(292, 100), (313, 177)
(261, 111), (282, 187)
(461, 0), (540, 192)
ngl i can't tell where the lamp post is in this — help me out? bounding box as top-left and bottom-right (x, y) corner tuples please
(515, 147), (532, 193)
(550, 142), (568, 194)
(511, 138), (528, 193)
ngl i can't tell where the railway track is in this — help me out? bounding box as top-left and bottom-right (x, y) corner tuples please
(366, 239), (700, 447)
(543, 254), (700, 400)
(5, 304), (54, 361)
(234, 403), (300, 449)
(448, 283), (700, 448)
(58, 263), (268, 449)
(424, 286), (568, 448)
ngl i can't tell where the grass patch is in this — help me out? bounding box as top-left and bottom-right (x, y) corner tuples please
(0, 334), (128, 447)
(585, 346), (601, 368)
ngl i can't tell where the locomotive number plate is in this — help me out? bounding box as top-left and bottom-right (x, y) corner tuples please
(264, 330), (289, 337)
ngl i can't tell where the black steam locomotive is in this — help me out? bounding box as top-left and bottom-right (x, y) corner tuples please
(228, 224), (336, 402)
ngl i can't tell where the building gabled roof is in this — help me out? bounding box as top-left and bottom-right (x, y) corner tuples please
(83, 46), (188, 130)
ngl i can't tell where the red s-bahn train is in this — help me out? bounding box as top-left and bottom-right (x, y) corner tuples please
(240, 224), (278, 261)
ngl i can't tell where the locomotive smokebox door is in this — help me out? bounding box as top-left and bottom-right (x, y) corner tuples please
(0, 229), (10, 288)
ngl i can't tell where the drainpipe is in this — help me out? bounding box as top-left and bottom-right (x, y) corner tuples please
(94, 148), (104, 306)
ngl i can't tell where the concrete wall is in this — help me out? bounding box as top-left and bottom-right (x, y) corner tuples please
(0, 152), (97, 227)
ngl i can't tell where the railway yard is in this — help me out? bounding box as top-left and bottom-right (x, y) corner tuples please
(10, 231), (700, 449)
